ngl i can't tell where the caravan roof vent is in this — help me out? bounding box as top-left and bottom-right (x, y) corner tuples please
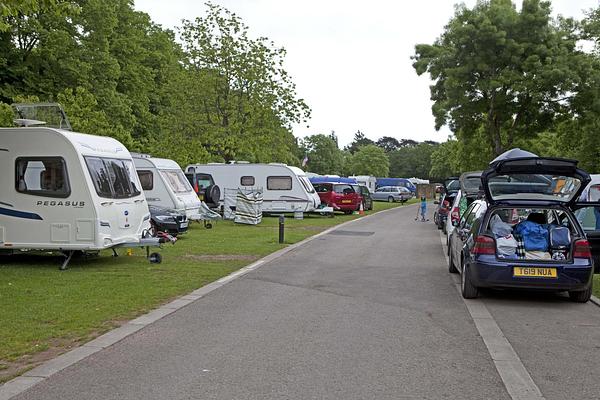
(12, 103), (72, 131)
(130, 152), (152, 158)
(232, 160), (250, 164)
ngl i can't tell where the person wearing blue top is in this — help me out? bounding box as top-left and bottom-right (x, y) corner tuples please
(415, 196), (428, 222)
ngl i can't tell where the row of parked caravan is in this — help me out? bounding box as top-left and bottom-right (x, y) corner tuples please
(0, 120), (333, 266)
(432, 148), (600, 303)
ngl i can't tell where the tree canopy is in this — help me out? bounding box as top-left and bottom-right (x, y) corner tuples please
(413, 0), (591, 156)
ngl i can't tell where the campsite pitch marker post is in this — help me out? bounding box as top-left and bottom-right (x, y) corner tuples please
(279, 215), (285, 244)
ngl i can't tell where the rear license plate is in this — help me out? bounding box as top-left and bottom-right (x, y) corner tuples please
(513, 267), (557, 278)
(341, 200), (352, 204)
(180, 221), (189, 228)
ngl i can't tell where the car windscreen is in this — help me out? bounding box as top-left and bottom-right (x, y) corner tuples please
(160, 170), (193, 193)
(488, 174), (582, 203)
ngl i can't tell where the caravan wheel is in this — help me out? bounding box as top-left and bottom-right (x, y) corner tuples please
(149, 252), (162, 264)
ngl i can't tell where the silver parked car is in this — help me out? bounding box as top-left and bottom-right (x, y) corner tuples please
(372, 186), (412, 203)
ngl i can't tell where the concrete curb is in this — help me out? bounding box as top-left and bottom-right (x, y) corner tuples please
(0, 204), (412, 400)
(590, 294), (600, 308)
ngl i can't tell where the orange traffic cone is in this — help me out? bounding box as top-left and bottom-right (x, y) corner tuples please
(359, 201), (365, 215)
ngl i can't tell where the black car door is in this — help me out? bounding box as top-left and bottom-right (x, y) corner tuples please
(452, 202), (479, 267)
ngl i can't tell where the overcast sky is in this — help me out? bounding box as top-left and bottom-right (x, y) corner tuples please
(134, 0), (599, 147)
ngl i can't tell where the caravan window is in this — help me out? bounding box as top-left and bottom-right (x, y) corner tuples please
(85, 157), (141, 199)
(15, 157), (70, 198)
(267, 176), (292, 190)
(160, 170), (193, 193)
(299, 176), (315, 193)
(137, 170), (153, 190)
(241, 176), (255, 186)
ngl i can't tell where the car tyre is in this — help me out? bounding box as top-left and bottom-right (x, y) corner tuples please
(387, 196), (394, 203)
(460, 258), (479, 299)
(568, 281), (593, 303)
(448, 248), (458, 274)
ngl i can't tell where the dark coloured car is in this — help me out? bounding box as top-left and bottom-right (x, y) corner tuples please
(433, 193), (453, 231)
(448, 155), (594, 302)
(357, 185), (373, 211)
(185, 171), (221, 209)
(313, 182), (361, 214)
(149, 205), (189, 235)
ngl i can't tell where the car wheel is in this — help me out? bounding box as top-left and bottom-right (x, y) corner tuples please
(343, 210), (353, 215)
(568, 281), (593, 303)
(460, 257), (479, 299)
(387, 196), (394, 203)
(448, 247), (458, 274)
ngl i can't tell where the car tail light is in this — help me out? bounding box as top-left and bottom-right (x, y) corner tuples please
(451, 207), (460, 224)
(472, 235), (496, 255)
(573, 239), (592, 259)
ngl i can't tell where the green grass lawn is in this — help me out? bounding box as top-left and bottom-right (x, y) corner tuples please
(0, 199), (414, 382)
(593, 276), (600, 298)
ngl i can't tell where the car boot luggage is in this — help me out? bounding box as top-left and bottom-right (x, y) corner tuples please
(549, 225), (571, 249)
(513, 221), (549, 252)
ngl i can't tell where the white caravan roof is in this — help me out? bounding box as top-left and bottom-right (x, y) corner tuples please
(5, 127), (133, 159)
(132, 155), (182, 170)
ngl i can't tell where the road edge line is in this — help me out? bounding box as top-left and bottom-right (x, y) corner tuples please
(0, 203), (413, 400)
(439, 232), (545, 400)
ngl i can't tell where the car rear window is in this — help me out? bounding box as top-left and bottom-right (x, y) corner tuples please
(333, 184), (354, 194)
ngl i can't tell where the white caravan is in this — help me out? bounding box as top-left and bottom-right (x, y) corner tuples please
(132, 154), (202, 220)
(0, 126), (157, 268)
(349, 175), (377, 193)
(184, 162), (321, 213)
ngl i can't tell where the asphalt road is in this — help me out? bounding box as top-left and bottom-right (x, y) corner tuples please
(11, 204), (600, 399)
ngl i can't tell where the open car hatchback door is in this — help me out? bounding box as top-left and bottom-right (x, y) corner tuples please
(573, 175), (600, 272)
(459, 171), (483, 196)
(481, 157), (590, 206)
(443, 177), (460, 194)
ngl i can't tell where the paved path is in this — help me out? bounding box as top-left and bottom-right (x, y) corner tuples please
(8, 205), (600, 399)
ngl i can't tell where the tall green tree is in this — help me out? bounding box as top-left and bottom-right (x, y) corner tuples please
(300, 133), (344, 175)
(375, 136), (401, 153)
(344, 130), (375, 154)
(345, 144), (389, 177)
(413, 0), (590, 156)
(171, 3), (310, 162)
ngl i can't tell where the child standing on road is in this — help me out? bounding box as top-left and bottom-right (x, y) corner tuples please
(415, 196), (428, 222)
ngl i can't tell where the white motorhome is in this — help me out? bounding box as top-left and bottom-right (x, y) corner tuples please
(0, 126), (157, 268)
(184, 162), (321, 213)
(349, 175), (377, 193)
(132, 154), (202, 220)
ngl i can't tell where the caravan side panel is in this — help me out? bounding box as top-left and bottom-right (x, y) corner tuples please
(0, 128), (97, 250)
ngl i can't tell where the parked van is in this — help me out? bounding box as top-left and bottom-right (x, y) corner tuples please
(184, 162), (321, 213)
(349, 175), (376, 193)
(0, 126), (156, 268)
(376, 177), (416, 193)
(132, 154), (202, 220)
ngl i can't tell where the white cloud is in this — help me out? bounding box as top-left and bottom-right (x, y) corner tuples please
(134, 0), (599, 147)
